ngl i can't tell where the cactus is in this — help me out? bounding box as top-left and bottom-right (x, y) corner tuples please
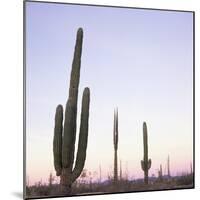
(119, 160), (122, 181)
(141, 122), (151, 184)
(167, 155), (171, 178)
(53, 28), (90, 194)
(113, 108), (118, 184)
(158, 164), (163, 181)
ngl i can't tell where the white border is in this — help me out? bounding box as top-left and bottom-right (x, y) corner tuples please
(0, 0), (199, 199)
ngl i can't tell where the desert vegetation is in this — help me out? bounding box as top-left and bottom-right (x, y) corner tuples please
(26, 170), (193, 198)
(113, 108), (119, 188)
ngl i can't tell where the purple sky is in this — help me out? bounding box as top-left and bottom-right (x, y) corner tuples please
(25, 1), (193, 185)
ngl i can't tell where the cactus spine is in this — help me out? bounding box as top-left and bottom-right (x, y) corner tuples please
(113, 108), (118, 184)
(141, 122), (151, 184)
(53, 28), (90, 194)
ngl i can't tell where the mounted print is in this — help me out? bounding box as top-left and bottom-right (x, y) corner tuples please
(24, 0), (194, 199)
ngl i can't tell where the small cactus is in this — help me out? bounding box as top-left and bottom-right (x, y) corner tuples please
(141, 122), (151, 184)
(113, 108), (118, 184)
(158, 164), (163, 182)
(167, 155), (171, 178)
(53, 28), (90, 194)
(119, 160), (122, 181)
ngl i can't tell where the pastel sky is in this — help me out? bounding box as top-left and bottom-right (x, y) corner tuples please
(25, 1), (193, 185)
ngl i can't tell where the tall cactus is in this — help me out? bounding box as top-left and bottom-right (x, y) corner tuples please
(113, 108), (118, 184)
(53, 28), (90, 194)
(141, 122), (151, 184)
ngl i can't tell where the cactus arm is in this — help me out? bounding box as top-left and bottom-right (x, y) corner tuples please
(72, 88), (90, 182)
(148, 159), (151, 170)
(141, 160), (145, 171)
(62, 99), (75, 168)
(53, 105), (63, 176)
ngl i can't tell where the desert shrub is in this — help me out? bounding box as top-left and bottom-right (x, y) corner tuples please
(176, 175), (193, 186)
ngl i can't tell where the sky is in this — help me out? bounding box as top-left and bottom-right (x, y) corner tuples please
(25, 1), (193, 185)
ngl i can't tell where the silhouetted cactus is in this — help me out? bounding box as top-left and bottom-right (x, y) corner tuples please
(141, 122), (151, 184)
(119, 160), (122, 181)
(53, 28), (90, 194)
(167, 155), (171, 178)
(158, 164), (163, 182)
(113, 108), (118, 184)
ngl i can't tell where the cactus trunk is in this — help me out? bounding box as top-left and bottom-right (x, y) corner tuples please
(113, 108), (118, 184)
(53, 28), (90, 195)
(114, 150), (118, 182)
(141, 122), (151, 184)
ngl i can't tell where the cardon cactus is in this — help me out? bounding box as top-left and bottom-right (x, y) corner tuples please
(113, 108), (118, 184)
(53, 28), (90, 194)
(141, 122), (151, 184)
